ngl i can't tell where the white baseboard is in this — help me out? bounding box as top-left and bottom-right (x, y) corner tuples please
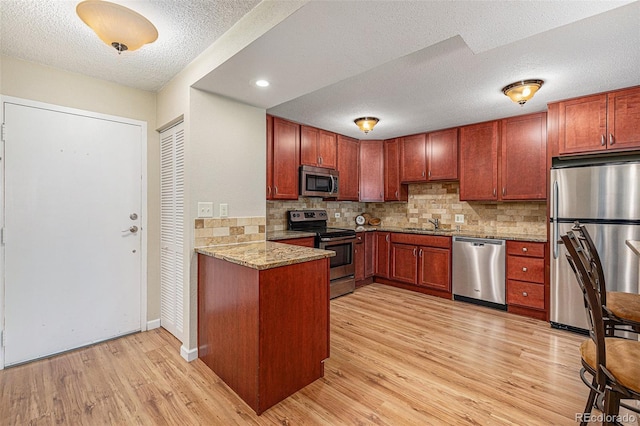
(180, 345), (198, 362)
(146, 318), (161, 330)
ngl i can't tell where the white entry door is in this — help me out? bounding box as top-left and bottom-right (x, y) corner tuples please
(2, 98), (146, 367)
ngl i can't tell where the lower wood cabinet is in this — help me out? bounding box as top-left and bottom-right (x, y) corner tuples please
(380, 232), (452, 298)
(375, 232), (391, 278)
(506, 240), (548, 320)
(355, 232), (375, 286)
(418, 246), (451, 291)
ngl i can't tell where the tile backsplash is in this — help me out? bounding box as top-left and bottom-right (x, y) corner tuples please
(267, 182), (547, 238)
(194, 217), (266, 247)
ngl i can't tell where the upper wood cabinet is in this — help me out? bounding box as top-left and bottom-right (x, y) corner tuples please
(337, 135), (360, 201)
(400, 134), (427, 182)
(384, 139), (408, 201)
(359, 140), (384, 202)
(459, 113), (546, 201)
(554, 86), (640, 155)
(427, 128), (458, 181)
(266, 115), (274, 199)
(300, 126), (337, 169)
(267, 116), (300, 200)
(459, 121), (499, 201)
(501, 112), (547, 200)
(400, 130), (458, 183)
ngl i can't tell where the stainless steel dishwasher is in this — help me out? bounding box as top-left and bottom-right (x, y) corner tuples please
(452, 237), (506, 310)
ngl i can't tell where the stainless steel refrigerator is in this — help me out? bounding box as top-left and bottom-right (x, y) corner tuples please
(550, 161), (640, 332)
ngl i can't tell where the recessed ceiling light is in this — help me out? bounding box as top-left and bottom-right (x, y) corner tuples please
(255, 79), (270, 87)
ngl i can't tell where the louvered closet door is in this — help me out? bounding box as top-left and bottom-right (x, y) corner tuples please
(160, 122), (184, 341)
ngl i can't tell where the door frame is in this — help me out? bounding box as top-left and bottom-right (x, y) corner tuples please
(0, 95), (148, 369)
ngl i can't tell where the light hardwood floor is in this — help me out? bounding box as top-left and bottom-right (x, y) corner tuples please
(1, 283), (593, 425)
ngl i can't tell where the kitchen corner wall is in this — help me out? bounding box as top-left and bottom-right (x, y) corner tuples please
(267, 182), (547, 238)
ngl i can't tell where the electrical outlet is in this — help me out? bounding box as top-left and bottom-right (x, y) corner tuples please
(219, 203), (228, 218)
(198, 202), (213, 218)
(334, 212), (341, 218)
(455, 214), (464, 224)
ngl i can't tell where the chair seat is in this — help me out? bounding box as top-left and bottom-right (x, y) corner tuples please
(607, 291), (640, 324)
(581, 338), (640, 393)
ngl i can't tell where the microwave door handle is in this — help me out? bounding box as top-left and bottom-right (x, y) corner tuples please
(329, 175), (335, 194)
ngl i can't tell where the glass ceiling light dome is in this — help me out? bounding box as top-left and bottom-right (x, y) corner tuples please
(354, 117), (380, 134)
(76, 0), (158, 54)
(502, 80), (544, 106)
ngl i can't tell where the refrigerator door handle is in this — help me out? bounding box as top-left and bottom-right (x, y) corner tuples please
(553, 180), (559, 259)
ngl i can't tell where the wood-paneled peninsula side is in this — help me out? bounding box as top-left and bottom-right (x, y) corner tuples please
(196, 242), (334, 415)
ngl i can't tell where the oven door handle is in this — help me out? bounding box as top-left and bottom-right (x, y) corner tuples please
(320, 235), (356, 242)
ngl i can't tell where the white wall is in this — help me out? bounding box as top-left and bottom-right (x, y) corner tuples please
(155, 1), (306, 355)
(185, 89), (266, 346)
(0, 54), (161, 322)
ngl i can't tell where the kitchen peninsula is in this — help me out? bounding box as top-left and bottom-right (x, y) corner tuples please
(196, 242), (334, 414)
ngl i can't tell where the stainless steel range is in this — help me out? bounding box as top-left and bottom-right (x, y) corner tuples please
(288, 210), (356, 299)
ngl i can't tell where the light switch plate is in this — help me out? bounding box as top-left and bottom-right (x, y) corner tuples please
(335, 212), (341, 218)
(198, 202), (213, 218)
(220, 203), (229, 218)
(455, 214), (464, 223)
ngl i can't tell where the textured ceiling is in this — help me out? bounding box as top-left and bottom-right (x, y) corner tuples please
(0, 0), (260, 92)
(1, 1), (639, 140)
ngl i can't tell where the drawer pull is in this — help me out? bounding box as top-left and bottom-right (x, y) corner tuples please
(522, 292), (528, 297)
(522, 247), (528, 252)
(522, 267), (528, 272)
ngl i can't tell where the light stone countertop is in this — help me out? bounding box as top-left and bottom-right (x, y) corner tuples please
(626, 240), (640, 257)
(196, 241), (334, 270)
(268, 227), (546, 243)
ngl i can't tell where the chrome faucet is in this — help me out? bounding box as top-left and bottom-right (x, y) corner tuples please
(428, 218), (440, 230)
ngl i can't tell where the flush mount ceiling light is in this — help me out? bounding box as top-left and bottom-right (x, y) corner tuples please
(354, 117), (379, 134)
(255, 79), (270, 87)
(502, 79), (544, 106)
(76, 0), (158, 54)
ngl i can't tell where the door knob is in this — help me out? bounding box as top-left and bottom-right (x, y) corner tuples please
(123, 226), (138, 233)
(130, 213), (138, 220)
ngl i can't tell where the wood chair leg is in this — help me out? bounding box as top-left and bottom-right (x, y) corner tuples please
(603, 388), (622, 426)
(581, 381), (598, 426)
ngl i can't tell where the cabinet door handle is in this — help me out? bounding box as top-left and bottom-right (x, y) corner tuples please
(422, 171), (426, 177)
(609, 133), (615, 145)
(418, 248), (423, 257)
(522, 247), (528, 252)
(493, 188), (496, 197)
(274, 186), (278, 194)
(502, 187), (506, 196)
(267, 186), (272, 197)
(319, 156), (323, 164)
(522, 292), (528, 297)
(413, 248), (417, 256)
(601, 135), (606, 146)
(386, 234), (390, 242)
(522, 267), (528, 272)
(428, 170), (431, 178)
(380, 192), (383, 198)
(395, 190), (399, 198)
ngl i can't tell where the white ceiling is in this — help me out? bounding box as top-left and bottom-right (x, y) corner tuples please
(2, 1), (639, 140)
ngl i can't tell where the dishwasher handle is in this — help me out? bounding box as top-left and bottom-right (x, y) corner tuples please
(453, 237), (505, 246)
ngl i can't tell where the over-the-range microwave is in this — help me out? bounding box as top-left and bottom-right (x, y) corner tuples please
(299, 165), (339, 198)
